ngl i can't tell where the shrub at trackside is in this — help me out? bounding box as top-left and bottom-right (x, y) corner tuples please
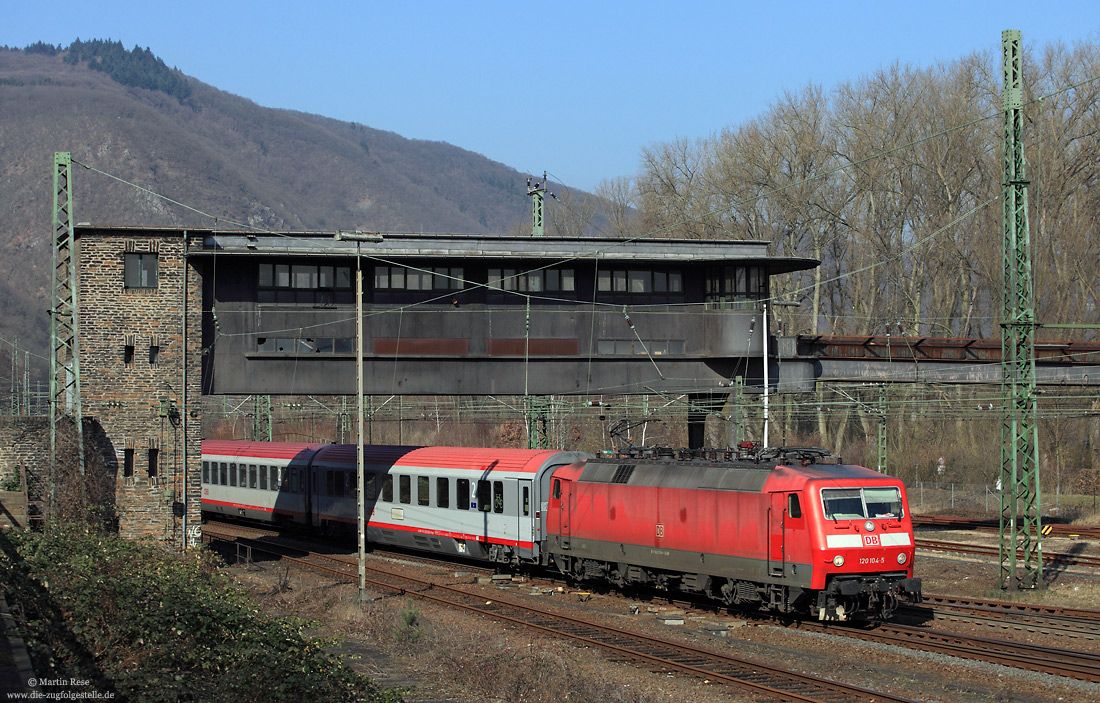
(1, 525), (403, 702)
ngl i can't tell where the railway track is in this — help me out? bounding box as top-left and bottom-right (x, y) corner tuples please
(203, 522), (1100, 686)
(916, 537), (1100, 568)
(202, 526), (918, 703)
(914, 516), (1100, 540)
(903, 594), (1100, 640)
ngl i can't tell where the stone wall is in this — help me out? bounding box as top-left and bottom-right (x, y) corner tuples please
(0, 416), (47, 527)
(76, 229), (202, 544)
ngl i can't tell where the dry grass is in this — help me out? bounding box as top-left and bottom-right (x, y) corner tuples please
(243, 571), (684, 703)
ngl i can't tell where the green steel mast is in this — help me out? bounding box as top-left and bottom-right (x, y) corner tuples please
(998, 30), (1042, 590)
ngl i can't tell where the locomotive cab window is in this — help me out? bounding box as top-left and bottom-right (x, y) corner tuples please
(864, 487), (903, 518)
(787, 494), (802, 519)
(821, 487), (903, 520)
(553, 479), (561, 500)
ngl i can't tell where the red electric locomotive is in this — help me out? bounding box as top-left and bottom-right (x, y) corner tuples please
(544, 447), (921, 621)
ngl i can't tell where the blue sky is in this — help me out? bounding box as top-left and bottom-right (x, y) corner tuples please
(3, 1), (1099, 192)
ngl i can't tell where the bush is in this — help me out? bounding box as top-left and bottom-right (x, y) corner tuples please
(2, 525), (403, 702)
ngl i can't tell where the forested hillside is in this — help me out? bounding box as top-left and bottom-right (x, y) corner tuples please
(0, 42), (593, 363)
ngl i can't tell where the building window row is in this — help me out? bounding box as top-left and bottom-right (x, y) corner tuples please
(375, 265), (464, 291)
(705, 265), (765, 309)
(259, 263), (353, 291)
(488, 268), (575, 293)
(597, 269), (683, 295)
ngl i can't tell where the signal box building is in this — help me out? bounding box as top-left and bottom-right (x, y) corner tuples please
(73, 226), (816, 543)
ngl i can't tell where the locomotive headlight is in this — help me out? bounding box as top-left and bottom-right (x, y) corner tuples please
(833, 555), (845, 567)
(897, 552), (908, 565)
(864, 520), (875, 532)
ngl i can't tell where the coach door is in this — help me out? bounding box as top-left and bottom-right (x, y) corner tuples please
(517, 479), (533, 554)
(768, 492), (787, 578)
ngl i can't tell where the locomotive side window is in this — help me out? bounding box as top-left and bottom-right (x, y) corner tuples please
(399, 475), (411, 504)
(864, 487), (903, 518)
(229, 463), (237, 487)
(553, 479), (561, 499)
(417, 476), (430, 506)
(787, 494), (802, 519)
(436, 477), (449, 508)
(382, 475), (393, 502)
(477, 480), (491, 512)
(493, 481), (504, 514)
(456, 479), (470, 510)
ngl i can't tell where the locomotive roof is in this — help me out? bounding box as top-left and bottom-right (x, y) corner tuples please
(580, 457), (893, 492)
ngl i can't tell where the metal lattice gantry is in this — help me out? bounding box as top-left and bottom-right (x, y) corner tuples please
(48, 151), (86, 519)
(998, 30), (1042, 590)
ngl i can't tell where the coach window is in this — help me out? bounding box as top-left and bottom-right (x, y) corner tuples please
(398, 475), (411, 504)
(219, 462), (227, 485)
(326, 470), (335, 496)
(202, 461), (209, 484)
(476, 480), (491, 512)
(249, 465), (258, 489)
(436, 477), (449, 508)
(522, 487), (530, 516)
(259, 465), (268, 491)
(229, 462), (237, 487)
(239, 465), (247, 488)
(787, 494), (802, 519)
(456, 479), (470, 510)
(381, 475), (393, 502)
(364, 474), (377, 500)
(492, 482), (504, 513)
(270, 467), (279, 491)
(417, 476), (430, 507)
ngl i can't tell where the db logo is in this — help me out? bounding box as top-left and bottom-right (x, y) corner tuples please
(863, 534), (881, 547)
(655, 524), (665, 538)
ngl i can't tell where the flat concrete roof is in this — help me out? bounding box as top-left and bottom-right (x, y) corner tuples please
(74, 226), (820, 275)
